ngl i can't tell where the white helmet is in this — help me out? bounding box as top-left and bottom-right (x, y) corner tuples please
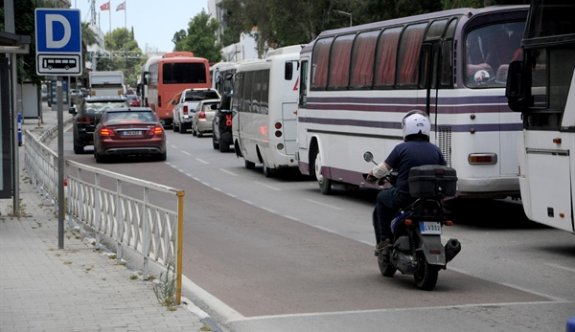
(402, 110), (431, 139)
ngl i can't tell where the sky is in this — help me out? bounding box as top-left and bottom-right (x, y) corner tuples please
(71, 0), (209, 53)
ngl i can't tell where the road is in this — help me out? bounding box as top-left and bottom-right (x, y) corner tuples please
(63, 128), (575, 332)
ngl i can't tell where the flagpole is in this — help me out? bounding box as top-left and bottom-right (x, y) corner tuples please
(124, 1), (127, 29)
(109, 2), (111, 34)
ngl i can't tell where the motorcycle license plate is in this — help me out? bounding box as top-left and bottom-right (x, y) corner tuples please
(419, 221), (442, 235)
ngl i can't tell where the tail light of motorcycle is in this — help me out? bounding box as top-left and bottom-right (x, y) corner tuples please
(183, 105), (188, 115)
(404, 219), (413, 226)
(444, 220), (454, 226)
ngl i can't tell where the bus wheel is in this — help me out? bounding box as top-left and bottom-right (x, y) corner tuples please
(263, 161), (274, 178)
(314, 150), (332, 195)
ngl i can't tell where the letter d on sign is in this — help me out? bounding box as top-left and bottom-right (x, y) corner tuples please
(45, 14), (71, 49)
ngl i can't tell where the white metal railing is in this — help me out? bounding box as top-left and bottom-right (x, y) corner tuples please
(23, 128), (185, 302)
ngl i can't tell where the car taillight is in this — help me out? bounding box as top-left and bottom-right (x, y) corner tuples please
(183, 105), (188, 115)
(77, 116), (92, 124)
(198, 111), (206, 119)
(99, 128), (113, 137)
(152, 125), (164, 136)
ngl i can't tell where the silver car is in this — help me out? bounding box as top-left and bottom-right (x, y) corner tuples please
(191, 99), (220, 137)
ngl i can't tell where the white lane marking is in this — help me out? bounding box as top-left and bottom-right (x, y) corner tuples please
(182, 151), (191, 156)
(196, 158), (209, 164)
(545, 263), (575, 274)
(255, 181), (280, 191)
(170, 144), (178, 149)
(220, 168), (238, 176)
(305, 198), (343, 210)
(228, 298), (563, 323)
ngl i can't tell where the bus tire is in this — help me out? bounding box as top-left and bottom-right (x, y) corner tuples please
(314, 149), (332, 195)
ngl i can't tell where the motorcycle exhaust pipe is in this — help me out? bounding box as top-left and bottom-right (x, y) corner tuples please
(444, 239), (461, 263)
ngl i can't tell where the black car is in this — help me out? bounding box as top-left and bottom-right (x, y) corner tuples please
(70, 95), (128, 154)
(211, 94), (233, 152)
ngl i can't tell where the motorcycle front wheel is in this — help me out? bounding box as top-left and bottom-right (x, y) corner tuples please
(377, 250), (396, 277)
(413, 253), (439, 290)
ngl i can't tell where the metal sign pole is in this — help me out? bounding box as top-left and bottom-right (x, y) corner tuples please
(57, 76), (64, 249)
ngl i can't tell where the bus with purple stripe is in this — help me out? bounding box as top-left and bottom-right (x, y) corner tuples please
(296, 5), (528, 197)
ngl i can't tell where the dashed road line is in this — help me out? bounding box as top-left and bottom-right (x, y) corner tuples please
(255, 181), (280, 191)
(305, 198), (343, 210)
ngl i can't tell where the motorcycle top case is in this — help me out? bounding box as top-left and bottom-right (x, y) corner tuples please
(408, 165), (457, 198)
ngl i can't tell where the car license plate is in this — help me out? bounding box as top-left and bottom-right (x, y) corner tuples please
(122, 130), (141, 136)
(419, 221), (442, 235)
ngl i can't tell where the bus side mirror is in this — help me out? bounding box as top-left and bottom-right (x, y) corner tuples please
(285, 62), (293, 80)
(143, 71), (150, 85)
(506, 60), (531, 112)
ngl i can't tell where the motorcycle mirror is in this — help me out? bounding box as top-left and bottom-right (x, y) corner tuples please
(363, 151), (375, 163)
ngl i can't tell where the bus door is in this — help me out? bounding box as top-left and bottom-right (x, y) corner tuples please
(419, 42), (442, 126)
(282, 60), (299, 155)
(522, 67), (575, 233)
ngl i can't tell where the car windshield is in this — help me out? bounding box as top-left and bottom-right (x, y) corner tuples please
(104, 111), (156, 124)
(184, 90), (219, 101)
(85, 101), (127, 113)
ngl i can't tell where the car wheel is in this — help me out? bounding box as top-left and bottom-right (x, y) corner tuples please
(73, 141), (84, 154)
(198, 131), (203, 138)
(173, 122), (179, 132)
(244, 159), (255, 169)
(212, 135), (219, 150)
(219, 137), (229, 153)
(94, 151), (106, 163)
(158, 152), (167, 161)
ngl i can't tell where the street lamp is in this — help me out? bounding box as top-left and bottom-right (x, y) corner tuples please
(334, 10), (352, 27)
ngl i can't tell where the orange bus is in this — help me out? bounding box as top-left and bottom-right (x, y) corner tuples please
(143, 51), (211, 127)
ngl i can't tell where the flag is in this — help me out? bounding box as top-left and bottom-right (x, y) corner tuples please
(116, 1), (126, 11)
(100, 1), (110, 11)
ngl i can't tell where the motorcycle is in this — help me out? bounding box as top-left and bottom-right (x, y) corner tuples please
(363, 151), (461, 290)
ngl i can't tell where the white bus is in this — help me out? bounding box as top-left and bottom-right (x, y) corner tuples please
(506, 0), (575, 233)
(232, 45), (303, 177)
(296, 6), (528, 196)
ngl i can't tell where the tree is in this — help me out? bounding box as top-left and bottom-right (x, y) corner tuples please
(101, 27), (145, 86)
(174, 10), (222, 63)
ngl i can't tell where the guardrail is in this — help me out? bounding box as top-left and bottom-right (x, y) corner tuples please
(23, 128), (184, 304)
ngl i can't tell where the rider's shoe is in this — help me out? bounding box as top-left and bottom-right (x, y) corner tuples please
(374, 239), (390, 256)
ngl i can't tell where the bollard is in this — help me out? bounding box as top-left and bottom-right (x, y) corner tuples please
(567, 316), (575, 332)
(17, 112), (22, 146)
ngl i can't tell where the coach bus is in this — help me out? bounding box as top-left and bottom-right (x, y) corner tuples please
(232, 45), (303, 177)
(296, 6), (528, 196)
(506, 0), (575, 233)
(143, 51), (211, 127)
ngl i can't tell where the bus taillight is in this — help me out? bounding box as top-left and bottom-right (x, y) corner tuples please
(468, 153), (497, 165)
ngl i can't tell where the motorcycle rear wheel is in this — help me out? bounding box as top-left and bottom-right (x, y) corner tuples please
(377, 250), (396, 277)
(413, 254), (439, 290)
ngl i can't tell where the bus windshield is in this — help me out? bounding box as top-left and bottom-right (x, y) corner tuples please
(465, 21), (525, 88)
(162, 63), (207, 84)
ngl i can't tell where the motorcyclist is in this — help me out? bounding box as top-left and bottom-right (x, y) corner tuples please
(368, 110), (447, 256)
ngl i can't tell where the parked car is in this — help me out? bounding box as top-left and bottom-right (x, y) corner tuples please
(212, 94), (234, 152)
(171, 88), (220, 134)
(191, 99), (220, 137)
(93, 107), (167, 163)
(69, 95), (128, 154)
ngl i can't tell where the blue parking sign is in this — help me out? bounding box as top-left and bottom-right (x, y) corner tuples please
(35, 9), (82, 75)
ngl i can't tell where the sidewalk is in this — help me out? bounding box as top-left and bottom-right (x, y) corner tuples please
(0, 104), (208, 331)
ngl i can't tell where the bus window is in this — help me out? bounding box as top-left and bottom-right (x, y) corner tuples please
(375, 27), (401, 87)
(299, 60), (309, 107)
(350, 30), (379, 89)
(163, 63), (207, 84)
(311, 37), (333, 90)
(328, 34), (355, 90)
(397, 23), (428, 86)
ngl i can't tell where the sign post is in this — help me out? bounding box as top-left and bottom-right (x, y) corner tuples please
(35, 9), (82, 249)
